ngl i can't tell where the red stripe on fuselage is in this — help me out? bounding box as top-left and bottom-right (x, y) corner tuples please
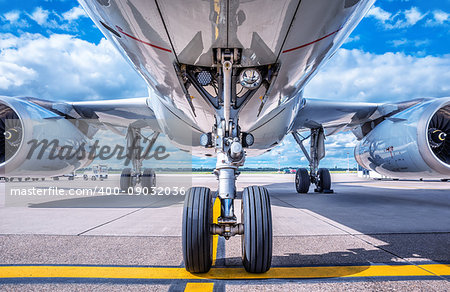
(282, 28), (342, 54)
(116, 26), (172, 53)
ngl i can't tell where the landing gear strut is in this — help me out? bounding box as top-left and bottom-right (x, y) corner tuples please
(293, 129), (333, 193)
(181, 49), (273, 273)
(119, 127), (158, 192)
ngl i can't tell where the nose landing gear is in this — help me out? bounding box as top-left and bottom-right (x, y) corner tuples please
(181, 50), (273, 273)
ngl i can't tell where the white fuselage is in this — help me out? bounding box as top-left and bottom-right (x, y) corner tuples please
(79, 0), (375, 157)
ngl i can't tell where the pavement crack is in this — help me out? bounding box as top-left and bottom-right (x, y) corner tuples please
(77, 207), (147, 236)
(77, 196), (172, 236)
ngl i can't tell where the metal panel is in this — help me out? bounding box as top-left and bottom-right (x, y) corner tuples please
(157, 0), (297, 66)
(157, 0), (228, 66)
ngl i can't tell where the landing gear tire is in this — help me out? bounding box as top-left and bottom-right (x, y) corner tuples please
(120, 168), (132, 192)
(316, 168), (332, 193)
(182, 187), (212, 273)
(241, 186), (272, 273)
(141, 168), (156, 190)
(295, 168), (310, 193)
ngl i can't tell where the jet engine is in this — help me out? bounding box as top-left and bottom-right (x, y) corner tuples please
(355, 97), (450, 178)
(0, 96), (93, 177)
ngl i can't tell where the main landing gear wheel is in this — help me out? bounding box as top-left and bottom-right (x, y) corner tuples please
(315, 168), (333, 193)
(241, 186), (272, 273)
(141, 168), (156, 190)
(182, 187), (213, 273)
(295, 168), (310, 193)
(120, 168), (132, 192)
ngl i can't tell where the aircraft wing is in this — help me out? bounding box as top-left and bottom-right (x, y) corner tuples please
(26, 97), (161, 137)
(291, 98), (422, 139)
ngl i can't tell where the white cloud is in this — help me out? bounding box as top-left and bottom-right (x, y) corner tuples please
(3, 11), (20, 23)
(366, 6), (392, 23)
(1, 11), (29, 28)
(389, 38), (429, 48)
(29, 7), (50, 26)
(403, 7), (426, 26)
(62, 6), (87, 22)
(432, 10), (450, 24)
(390, 39), (408, 47)
(0, 62), (37, 89)
(5, 6), (87, 31)
(344, 35), (360, 44)
(305, 48), (450, 103)
(426, 10), (450, 26)
(366, 6), (428, 29)
(0, 33), (147, 101)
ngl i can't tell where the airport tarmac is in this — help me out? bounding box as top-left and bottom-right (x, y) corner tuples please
(0, 173), (449, 291)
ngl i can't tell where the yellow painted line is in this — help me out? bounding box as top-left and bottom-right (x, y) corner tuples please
(185, 282), (214, 292)
(0, 264), (449, 280)
(342, 183), (449, 190)
(420, 264), (450, 276)
(212, 196), (221, 266)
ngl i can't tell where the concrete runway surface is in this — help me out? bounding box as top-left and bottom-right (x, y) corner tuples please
(0, 173), (449, 291)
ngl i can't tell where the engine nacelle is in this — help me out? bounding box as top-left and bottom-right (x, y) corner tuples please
(0, 96), (93, 177)
(355, 97), (450, 179)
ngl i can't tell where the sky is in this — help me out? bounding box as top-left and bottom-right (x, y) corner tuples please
(0, 0), (449, 169)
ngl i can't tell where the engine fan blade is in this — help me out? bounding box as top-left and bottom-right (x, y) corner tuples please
(428, 107), (449, 164)
(0, 108), (22, 163)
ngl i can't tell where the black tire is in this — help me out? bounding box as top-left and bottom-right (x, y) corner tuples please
(317, 168), (331, 192)
(241, 186), (272, 273)
(141, 168), (156, 190)
(91, 176), (96, 181)
(120, 168), (132, 192)
(295, 168), (310, 193)
(182, 187), (213, 273)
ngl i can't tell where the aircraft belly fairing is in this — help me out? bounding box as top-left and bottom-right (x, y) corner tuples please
(78, 0), (375, 137)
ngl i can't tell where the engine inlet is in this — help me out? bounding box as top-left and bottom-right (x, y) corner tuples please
(0, 103), (22, 164)
(428, 105), (450, 165)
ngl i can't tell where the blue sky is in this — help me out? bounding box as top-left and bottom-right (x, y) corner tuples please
(1, 0), (450, 169)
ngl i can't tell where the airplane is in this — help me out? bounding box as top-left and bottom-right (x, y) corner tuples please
(0, 0), (449, 274)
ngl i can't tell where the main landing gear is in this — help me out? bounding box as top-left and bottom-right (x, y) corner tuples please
(293, 128), (333, 194)
(119, 127), (158, 192)
(181, 49), (273, 273)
